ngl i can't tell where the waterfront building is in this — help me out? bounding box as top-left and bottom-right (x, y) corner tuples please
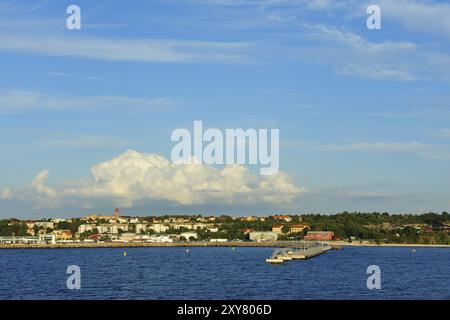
(119, 233), (136, 242)
(249, 231), (278, 242)
(304, 231), (334, 241)
(210, 238), (227, 242)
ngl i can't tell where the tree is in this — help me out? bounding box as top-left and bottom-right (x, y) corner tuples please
(281, 225), (290, 234)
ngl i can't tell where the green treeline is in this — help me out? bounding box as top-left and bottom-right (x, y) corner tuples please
(0, 212), (448, 244)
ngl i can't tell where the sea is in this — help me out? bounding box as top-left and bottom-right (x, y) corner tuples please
(0, 246), (449, 300)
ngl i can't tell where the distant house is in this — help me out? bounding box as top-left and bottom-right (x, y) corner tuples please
(304, 231), (334, 241)
(53, 229), (72, 241)
(242, 228), (255, 235)
(25, 221), (36, 235)
(271, 225), (284, 234)
(35, 221), (54, 230)
(88, 234), (101, 241)
(273, 215), (292, 222)
(289, 224), (310, 234)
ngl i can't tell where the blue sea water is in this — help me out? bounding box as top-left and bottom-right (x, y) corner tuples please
(0, 247), (449, 300)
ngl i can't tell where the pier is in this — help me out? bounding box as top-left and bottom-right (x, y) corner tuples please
(266, 241), (333, 264)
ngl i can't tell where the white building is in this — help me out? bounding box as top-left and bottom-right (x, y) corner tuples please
(135, 223), (147, 233)
(78, 224), (96, 234)
(149, 223), (169, 233)
(180, 232), (198, 240)
(249, 231), (278, 242)
(35, 221), (55, 229)
(119, 233), (136, 242)
(144, 235), (173, 243)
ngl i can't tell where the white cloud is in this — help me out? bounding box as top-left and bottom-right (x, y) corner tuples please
(0, 35), (251, 64)
(4, 150), (306, 209)
(297, 23), (421, 81)
(30, 170), (57, 198)
(187, 0), (352, 9)
(374, 0), (450, 39)
(286, 140), (450, 160)
(435, 129), (450, 138)
(0, 89), (175, 113)
(0, 187), (12, 199)
(334, 64), (417, 81)
(44, 71), (101, 81)
(40, 136), (127, 148)
(285, 20), (450, 81)
(315, 142), (429, 152)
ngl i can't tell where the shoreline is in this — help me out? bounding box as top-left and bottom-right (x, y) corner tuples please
(0, 241), (449, 250)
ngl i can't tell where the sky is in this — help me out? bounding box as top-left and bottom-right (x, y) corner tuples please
(0, 0), (450, 218)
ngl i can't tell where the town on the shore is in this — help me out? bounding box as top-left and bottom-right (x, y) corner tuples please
(0, 209), (449, 245)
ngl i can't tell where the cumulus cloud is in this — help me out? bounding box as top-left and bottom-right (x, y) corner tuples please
(3, 150), (306, 209)
(64, 150), (305, 206)
(30, 170), (57, 198)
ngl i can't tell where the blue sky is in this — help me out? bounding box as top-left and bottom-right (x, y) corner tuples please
(0, 0), (450, 218)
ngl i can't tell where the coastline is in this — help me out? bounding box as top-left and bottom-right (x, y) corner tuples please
(0, 240), (449, 250)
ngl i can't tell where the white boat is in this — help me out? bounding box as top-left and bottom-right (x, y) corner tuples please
(266, 256), (284, 264)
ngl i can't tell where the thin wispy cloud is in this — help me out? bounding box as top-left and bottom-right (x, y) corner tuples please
(295, 23), (430, 81)
(373, 0), (450, 39)
(428, 128), (450, 139)
(0, 89), (176, 113)
(44, 71), (101, 81)
(39, 135), (127, 148)
(23, 0), (48, 14)
(0, 35), (252, 64)
(285, 140), (450, 161)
